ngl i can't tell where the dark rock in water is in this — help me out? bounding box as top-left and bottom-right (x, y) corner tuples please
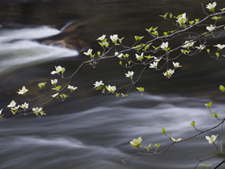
(41, 21), (93, 51)
(42, 35), (91, 51)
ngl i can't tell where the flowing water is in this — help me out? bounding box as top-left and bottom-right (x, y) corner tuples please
(0, 1), (225, 169)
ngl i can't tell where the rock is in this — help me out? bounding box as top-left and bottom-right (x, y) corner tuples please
(41, 21), (92, 51)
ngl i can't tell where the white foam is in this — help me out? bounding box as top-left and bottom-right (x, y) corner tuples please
(0, 26), (60, 43)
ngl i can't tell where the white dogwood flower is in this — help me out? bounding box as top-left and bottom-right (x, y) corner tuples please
(51, 79), (58, 85)
(154, 57), (161, 62)
(32, 107), (43, 114)
(110, 34), (118, 42)
(0, 109), (3, 115)
(177, 13), (187, 25)
(163, 69), (174, 78)
(7, 100), (16, 108)
(51, 66), (63, 75)
(205, 134), (218, 144)
(135, 53), (144, 60)
(83, 49), (93, 56)
(173, 62), (181, 68)
(214, 44), (225, 50)
(97, 34), (106, 41)
(115, 52), (123, 58)
(182, 40), (195, 48)
(52, 93), (59, 98)
(67, 85), (77, 91)
(18, 86), (28, 95)
(107, 85), (116, 93)
(20, 102), (29, 109)
(130, 137), (142, 148)
(196, 44), (206, 50)
(125, 71), (134, 78)
(206, 24), (216, 32)
(160, 42), (169, 50)
(206, 2), (216, 11)
(149, 61), (158, 69)
(93, 81), (104, 88)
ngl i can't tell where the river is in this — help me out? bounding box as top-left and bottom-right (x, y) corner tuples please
(0, 0), (225, 169)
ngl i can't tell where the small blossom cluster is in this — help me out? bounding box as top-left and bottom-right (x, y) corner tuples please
(93, 80), (116, 93)
(7, 100), (29, 114)
(176, 13), (187, 26)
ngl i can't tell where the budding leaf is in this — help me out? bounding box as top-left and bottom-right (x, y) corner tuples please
(146, 144), (151, 152)
(155, 143), (160, 149)
(61, 68), (65, 73)
(219, 85), (225, 92)
(136, 87), (144, 92)
(134, 36), (144, 41)
(209, 111), (221, 118)
(159, 12), (168, 19)
(205, 102), (212, 108)
(190, 120), (195, 126)
(216, 52), (219, 58)
(38, 82), (47, 89)
(162, 128), (166, 134)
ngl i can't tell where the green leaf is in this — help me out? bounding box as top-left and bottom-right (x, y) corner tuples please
(61, 94), (67, 98)
(163, 32), (168, 36)
(145, 55), (154, 59)
(146, 144), (151, 152)
(190, 120), (195, 126)
(97, 51), (101, 56)
(152, 27), (158, 31)
(159, 12), (168, 19)
(61, 67), (65, 73)
(133, 44), (144, 51)
(169, 13), (173, 19)
(145, 27), (153, 33)
(155, 143), (160, 149)
(200, 163), (212, 168)
(135, 36), (144, 41)
(205, 102), (212, 108)
(11, 110), (17, 115)
(162, 128), (166, 134)
(38, 82), (47, 89)
(209, 111), (221, 118)
(136, 87), (144, 92)
(40, 111), (46, 116)
(209, 113), (216, 117)
(195, 19), (199, 23)
(52, 85), (61, 91)
(143, 43), (151, 51)
(119, 37), (124, 44)
(220, 8), (225, 11)
(216, 52), (220, 58)
(212, 16), (222, 20)
(121, 93), (128, 97)
(189, 20), (194, 25)
(207, 49), (210, 53)
(124, 54), (129, 58)
(151, 31), (158, 36)
(219, 85), (225, 92)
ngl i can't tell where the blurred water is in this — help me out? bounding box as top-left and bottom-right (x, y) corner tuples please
(0, 26), (78, 74)
(0, 94), (224, 169)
